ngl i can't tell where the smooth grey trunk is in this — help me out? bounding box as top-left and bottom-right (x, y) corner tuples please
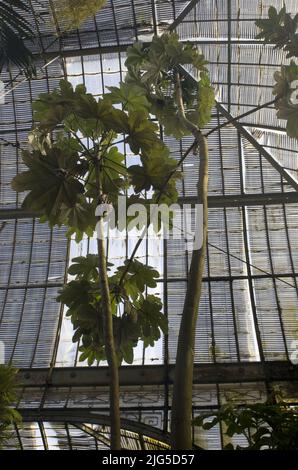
(170, 136), (208, 449)
(95, 164), (121, 450)
(97, 225), (121, 450)
(171, 73), (209, 449)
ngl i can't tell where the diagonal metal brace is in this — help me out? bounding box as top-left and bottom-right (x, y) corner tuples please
(168, 0), (202, 32)
(178, 65), (298, 191)
(217, 102), (298, 191)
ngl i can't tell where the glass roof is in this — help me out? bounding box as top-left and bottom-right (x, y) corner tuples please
(0, 0), (298, 450)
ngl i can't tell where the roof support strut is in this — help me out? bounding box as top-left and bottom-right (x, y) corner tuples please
(178, 64), (298, 191)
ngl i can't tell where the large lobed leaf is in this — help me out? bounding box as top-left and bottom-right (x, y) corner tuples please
(57, 257), (167, 365)
(11, 137), (86, 222)
(125, 32), (214, 137)
(0, 0), (36, 76)
(255, 6), (298, 58)
(273, 61), (298, 140)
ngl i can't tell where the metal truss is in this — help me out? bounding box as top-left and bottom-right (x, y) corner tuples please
(1, 191), (297, 221)
(19, 409), (171, 445)
(18, 362), (298, 388)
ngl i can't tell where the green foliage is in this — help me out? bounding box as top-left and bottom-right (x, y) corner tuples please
(12, 132), (98, 239)
(67, 254), (112, 280)
(0, 365), (21, 449)
(31, 78), (166, 160)
(151, 99), (188, 140)
(256, 8), (298, 141)
(134, 295), (167, 348)
(125, 33), (215, 138)
(62, 196), (97, 242)
(189, 72), (215, 129)
(85, 145), (129, 205)
(128, 144), (180, 196)
(52, 0), (106, 31)
(273, 61), (298, 139)
(57, 278), (93, 310)
(194, 403), (298, 450)
(12, 136), (84, 220)
(256, 6), (298, 58)
(106, 82), (150, 114)
(11, 36), (201, 374)
(124, 111), (161, 155)
(12, 78), (181, 238)
(111, 259), (160, 300)
(57, 257), (167, 365)
(0, 0), (36, 76)
(32, 80), (124, 138)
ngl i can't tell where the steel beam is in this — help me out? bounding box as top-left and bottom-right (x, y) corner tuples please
(169, 0), (202, 31)
(0, 209), (39, 220)
(0, 282), (63, 290)
(18, 362), (298, 388)
(1, 192), (297, 222)
(182, 191), (298, 207)
(40, 38), (267, 63)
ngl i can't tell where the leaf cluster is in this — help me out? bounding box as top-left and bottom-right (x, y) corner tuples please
(124, 33), (215, 138)
(57, 256), (167, 365)
(255, 7), (298, 141)
(12, 78), (181, 239)
(12, 133), (97, 240)
(10, 40), (190, 368)
(273, 61), (298, 139)
(0, 0), (36, 76)
(194, 402), (298, 450)
(256, 6), (298, 58)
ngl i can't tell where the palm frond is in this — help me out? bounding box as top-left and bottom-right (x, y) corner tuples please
(0, 0), (36, 76)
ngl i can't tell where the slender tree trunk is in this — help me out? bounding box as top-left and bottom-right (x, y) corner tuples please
(95, 163), (121, 450)
(97, 223), (121, 449)
(171, 134), (208, 449)
(171, 72), (209, 449)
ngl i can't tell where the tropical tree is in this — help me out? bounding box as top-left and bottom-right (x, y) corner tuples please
(0, 365), (21, 449)
(124, 34), (214, 449)
(11, 5), (298, 446)
(11, 67), (180, 449)
(0, 0), (36, 76)
(11, 33), (214, 450)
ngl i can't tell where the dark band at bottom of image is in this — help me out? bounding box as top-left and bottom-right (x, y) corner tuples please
(0, 449), (290, 465)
